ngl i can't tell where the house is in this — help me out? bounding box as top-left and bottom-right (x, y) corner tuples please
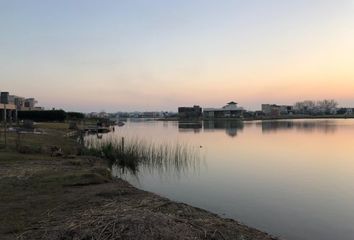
(1, 91), (44, 122)
(178, 105), (202, 118)
(261, 104), (281, 116)
(203, 102), (244, 119)
(142, 112), (162, 118)
(0, 92), (17, 122)
(23, 98), (38, 110)
(347, 108), (354, 115)
(7, 94), (41, 111)
(262, 104), (293, 116)
(337, 108), (354, 115)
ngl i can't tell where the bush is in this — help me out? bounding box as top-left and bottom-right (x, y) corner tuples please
(67, 112), (85, 120)
(18, 110), (67, 122)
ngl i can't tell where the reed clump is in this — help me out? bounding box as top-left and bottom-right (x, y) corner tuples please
(83, 136), (200, 174)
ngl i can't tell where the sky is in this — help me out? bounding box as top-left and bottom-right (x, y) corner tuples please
(1, 0), (354, 112)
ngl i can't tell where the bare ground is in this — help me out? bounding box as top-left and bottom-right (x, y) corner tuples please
(0, 152), (278, 240)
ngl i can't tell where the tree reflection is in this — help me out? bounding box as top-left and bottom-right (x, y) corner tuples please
(259, 120), (338, 134)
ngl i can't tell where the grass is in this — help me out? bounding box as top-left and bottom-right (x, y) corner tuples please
(35, 122), (71, 130)
(84, 136), (201, 174)
(0, 121), (95, 235)
(0, 121), (199, 235)
(0, 166), (111, 235)
(0, 120), (111, 235)
(0, 122), (80, 155)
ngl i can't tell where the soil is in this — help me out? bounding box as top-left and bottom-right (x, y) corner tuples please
(0, 152), (279, 240)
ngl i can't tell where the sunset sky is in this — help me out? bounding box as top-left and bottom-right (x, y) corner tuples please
(1, 0), (354, 112)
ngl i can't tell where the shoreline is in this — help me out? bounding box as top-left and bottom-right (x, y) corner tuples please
(0, 153), (278, 240)
(156, 115), (354, 122)
(243, 115), (354, 121)
(0, 122), (278, 240)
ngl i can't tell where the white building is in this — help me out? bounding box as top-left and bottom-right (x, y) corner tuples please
(203, 101), (244, 118)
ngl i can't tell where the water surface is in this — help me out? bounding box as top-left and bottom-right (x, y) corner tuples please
(106, 119), (354, 240)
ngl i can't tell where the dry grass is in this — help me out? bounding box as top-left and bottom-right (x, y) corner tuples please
(0, 122), (80, 155)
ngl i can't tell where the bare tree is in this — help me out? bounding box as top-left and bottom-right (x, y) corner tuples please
(317, 99), (338, 114)
(294, 99), (338, 115)
(294, 100), (316, 114)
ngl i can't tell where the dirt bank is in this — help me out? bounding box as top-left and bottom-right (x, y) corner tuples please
(0, 152), (278, 240)
(0, 122), (278, 240)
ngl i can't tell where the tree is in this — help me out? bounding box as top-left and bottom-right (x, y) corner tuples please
(317, 99), (338, 115)
(294, 99), (338, 115)
(294, 100), (316, 114)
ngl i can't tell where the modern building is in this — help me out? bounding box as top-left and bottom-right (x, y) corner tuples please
(262, 104), (293, 116)
(178, 105), (202, 118)
(203, 102), (244, 118)
(0, 92), (17, 122)
(23, 98), (38, 110)
(1, 91), (41, 122)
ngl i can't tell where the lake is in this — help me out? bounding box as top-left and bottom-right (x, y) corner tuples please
(103, 119), (354, 240)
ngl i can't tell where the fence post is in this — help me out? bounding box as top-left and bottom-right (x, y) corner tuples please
(4, 104), (7, 148)
(121, 137), (124, 152)
(16, 130), (21, 150)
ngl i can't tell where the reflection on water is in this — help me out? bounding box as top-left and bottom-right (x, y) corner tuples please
(178, 120), (244, 137)
(203, 120), (244, 137)
(259, 120), (338, 133)
(98, 119), (354, 240)
(178, 121), (203, 133)
(178, 119), (339, 137)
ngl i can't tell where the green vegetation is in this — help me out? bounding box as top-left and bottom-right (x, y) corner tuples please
(0, 161), (111, 235)
(0, 121), (274, 240)
(0, 121), (197, 237)
(84, 136), (201, 174)
(17, 110), (87, 122)
(0, 122), (111, 236)
(67, 111), (85, 120)
(18, 110), (67, 122)
(0, 122), (79, 154)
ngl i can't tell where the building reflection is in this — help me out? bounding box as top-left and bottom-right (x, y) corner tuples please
(203, 120), (244, 137)
(178, 120), (244, 137)
(259, 120), (338, 134)
(178, 121), (203, 133)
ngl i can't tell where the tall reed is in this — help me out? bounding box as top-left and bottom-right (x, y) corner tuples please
(84, 135), (201, 175)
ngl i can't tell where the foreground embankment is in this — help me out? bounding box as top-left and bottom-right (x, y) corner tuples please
(0, 123), (278, 240)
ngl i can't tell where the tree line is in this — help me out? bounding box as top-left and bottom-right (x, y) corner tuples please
(293, 99), (338, 115)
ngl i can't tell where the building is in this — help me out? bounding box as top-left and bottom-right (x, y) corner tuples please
(142, 112), (162, 118)
(280, 105), (294, 115)
(203, 102), (244, 119)
(337, 108), (354, 115)
(23, 98), (38, 110)
(262, 104), (293, 116)
(13, 96), (25, 109)
(178, 105), (202, 118)
(8, 94), (40, 111)
(1, 91), (41, 122)
(0, 92), (17, 122)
